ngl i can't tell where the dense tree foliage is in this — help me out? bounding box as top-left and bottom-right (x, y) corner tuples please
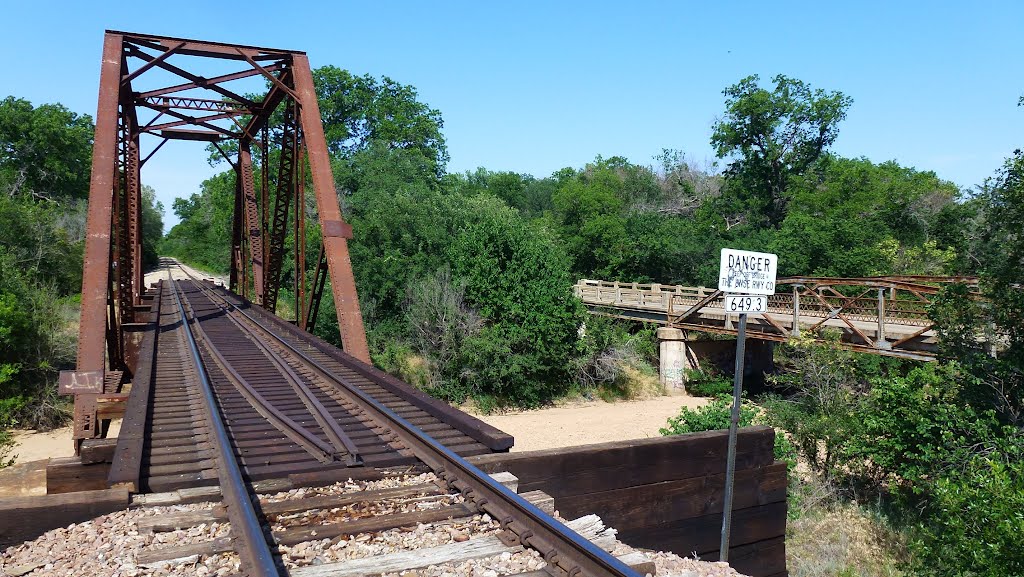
(770, 156), (960, 276)
(161, 172), (235, 273)
(711, 75), (852, 227)
(0, 97), (93, 200)
(314, 67), (448, 176)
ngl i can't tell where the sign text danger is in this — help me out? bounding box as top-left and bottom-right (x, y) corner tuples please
(718, 248), (778, 296)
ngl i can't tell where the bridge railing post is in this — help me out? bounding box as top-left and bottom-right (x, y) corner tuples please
(876, 287), (887, 347)
(792, 285), (801, 337)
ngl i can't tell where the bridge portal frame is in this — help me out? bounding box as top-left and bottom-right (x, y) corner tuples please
(67, 31), (370, 447)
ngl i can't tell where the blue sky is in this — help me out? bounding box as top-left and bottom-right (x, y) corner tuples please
(2, 1), (1021, 230)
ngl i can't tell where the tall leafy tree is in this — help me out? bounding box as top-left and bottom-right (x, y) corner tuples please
(0, 97), (93, 200)
(933, 149), (1024, 425)
(711, 75), (852, 227)
(314, 67), (449, 177)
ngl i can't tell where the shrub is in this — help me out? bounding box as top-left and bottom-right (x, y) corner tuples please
(909, 438), (1024, 577)
(574, 317), (662, 401)
(661, 396), (797, 471)
(684, 368), (733, 397)
(446, 195), (584, 407)
(764, 339), (868, 479)
(660, 395), (754, 433)
(844, 363), (1004, 489)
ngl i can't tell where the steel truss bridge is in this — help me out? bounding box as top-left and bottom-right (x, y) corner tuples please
(64, 31), (370, 446)
(574, 276), (982, 361)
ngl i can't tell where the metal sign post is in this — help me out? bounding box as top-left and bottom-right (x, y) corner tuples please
(720, 311), (747, 562)
(716, 248), (777, 563)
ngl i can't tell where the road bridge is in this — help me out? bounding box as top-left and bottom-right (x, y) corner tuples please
(574, 276), (981, 362)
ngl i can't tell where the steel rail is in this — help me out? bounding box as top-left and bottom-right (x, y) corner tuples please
(167, 276), (280, 577)
(179, 272), (640, 577)
(183, 281), (362, 465)
(175, 282), (338, 463)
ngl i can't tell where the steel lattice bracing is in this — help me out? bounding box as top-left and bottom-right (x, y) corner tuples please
(66, 31), (371, 449)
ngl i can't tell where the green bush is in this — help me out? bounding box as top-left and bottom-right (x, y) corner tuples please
(661, 396), (797, 472)
(348, 186), (585, 409)
(660, 396), (754, 433)
(845, 363), (1004, 489)
(684, 368), (733, 397)
(909, 438), (1024, 577)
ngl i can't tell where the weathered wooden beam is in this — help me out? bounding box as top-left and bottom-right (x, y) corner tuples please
(0, 489), (129, 547)
(46, 457), (111, 494)
(79, 438), (118, 464)
(468, 427), (776, 498)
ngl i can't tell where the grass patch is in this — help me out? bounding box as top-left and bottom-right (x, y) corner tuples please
(787, 479), (910, 577)
(596, 363), (664, 401)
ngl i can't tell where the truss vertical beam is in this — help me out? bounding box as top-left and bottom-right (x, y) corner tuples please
(230, 167), (244, 294)
(78, 33), (124, 374)
(119, 105), (141, 327)
(130, 134), (143, 308)
(292, 55), (370, 362)
(296, 147), (307, 324)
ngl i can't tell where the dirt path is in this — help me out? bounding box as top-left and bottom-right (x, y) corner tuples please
(473, 394), (708, 452)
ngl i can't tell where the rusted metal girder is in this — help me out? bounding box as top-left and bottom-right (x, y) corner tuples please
(70, 30), (372, 448)
(264, 98), (299, 312)
(293, 54), (370, 362)
(239, 141), (264, 304)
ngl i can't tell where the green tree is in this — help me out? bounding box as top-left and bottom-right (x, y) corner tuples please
(161, 172), (235, 273)
(711, 75), (852, 227)
(141, 185), (164, 269)
(771, 156), (960, 277)
(314, 67), (448, 176)
(0, 96), (94, 200)
(931, 150), (1024, 425)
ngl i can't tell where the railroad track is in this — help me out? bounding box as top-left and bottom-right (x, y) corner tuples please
(136, 265), (643, 577)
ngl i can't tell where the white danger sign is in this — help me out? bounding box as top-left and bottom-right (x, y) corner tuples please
(718, 248), (778, 295)
(724, 295), (767, 313)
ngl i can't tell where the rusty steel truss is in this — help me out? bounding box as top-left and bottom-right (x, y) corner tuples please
(66, 31), (371, 447)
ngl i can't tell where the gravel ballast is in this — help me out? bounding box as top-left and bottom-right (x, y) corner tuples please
(1, 472), (750, 577)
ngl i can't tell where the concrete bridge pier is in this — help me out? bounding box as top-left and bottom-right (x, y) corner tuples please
(657, 328), (776, 393)
(657, 327), (695, 394)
